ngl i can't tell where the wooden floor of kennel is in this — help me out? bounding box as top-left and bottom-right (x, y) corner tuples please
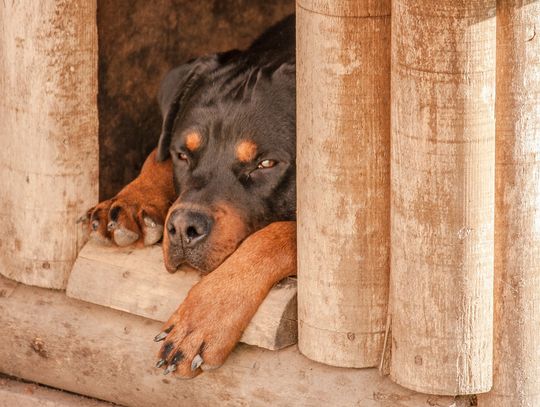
(1, 0), (539, 406)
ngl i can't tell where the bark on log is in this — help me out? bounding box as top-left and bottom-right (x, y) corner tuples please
(0, 0), (99, 288)
(296, 0), (391, 368)
(389, 0), (496, 395)
(0, 276), (474, 407)
(478, 1), (540, 405)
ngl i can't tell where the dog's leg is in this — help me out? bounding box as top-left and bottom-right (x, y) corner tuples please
(154, 221), (296, 378)
(85, 149), (175, 246)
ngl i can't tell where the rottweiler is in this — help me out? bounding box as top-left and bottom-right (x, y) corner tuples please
(86, 14), (296, 378)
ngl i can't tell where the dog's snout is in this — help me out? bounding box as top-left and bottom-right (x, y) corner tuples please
(167, 209), (213, 248)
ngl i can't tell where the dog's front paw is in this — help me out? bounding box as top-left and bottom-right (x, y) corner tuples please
(82, 150), (174, 247)
(153, 270), (260, 378)
(84, 191), (167, 247)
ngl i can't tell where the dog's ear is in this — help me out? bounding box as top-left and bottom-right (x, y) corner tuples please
(156, 56), (218, 162)
(251, 62), (295, 96)
(271, 62), (295, 91)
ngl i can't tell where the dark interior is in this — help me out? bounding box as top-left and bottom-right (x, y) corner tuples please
(98, 0), (294, 199)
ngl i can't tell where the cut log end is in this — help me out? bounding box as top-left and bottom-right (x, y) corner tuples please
(66, 240), (298, 351)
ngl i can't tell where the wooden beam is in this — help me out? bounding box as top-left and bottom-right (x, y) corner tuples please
(296, 0), (391, 368)
(66, 240), (297, 350)
(0, 0), (98, 288)
(478, 1), (540, 405)
(0, 376), (115, 407)
(390, 0), (496, 395)
(0, 277), (474, 407)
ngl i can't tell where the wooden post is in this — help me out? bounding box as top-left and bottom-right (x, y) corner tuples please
(478, 1), (540, 405)
(0, 1), (98, 288)
(296, 1), (391, 367)
(389, 0), (496, 395)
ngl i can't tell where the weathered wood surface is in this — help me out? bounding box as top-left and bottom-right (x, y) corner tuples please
(478, 1), (540, 405)
(0, 277), (474, 407)
(296, 0), (391, 368)
(66, 240), (297, 350)
(0, 0), (99, 288)
(389, 0), (496, 395)
(0, 376), (116, 407)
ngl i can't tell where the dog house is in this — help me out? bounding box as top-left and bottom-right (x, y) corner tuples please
(1, 0), (539, 406)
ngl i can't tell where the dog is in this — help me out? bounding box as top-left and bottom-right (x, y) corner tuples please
(86, 15), (297, 378)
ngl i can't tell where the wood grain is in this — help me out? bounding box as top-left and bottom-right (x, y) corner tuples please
(0, 0), (98, 288)
(389, 0), (496, 395)
(0, 276), (475, 407)
(66, 240), (298, 351)
(296, 1), (391, 368)
(0, 376), (115, 407)
(478, 1), (540, 405)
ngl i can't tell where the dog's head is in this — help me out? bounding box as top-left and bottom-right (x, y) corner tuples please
(156, 54), (295, 273)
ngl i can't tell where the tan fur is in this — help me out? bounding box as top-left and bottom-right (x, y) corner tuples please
(236, 140), (258, 162)
(162, 201), (249, 273)
(87, 149), (298, 379)
(87, 149), (175, 247)
(158, 221), (297, 378)
(185, 132), (202, 152)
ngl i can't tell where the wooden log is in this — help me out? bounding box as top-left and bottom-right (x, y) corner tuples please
(0, 1), (98, 288)
(389, 0), (496, 395)
(0, 276), (475, 407)
(66, 240), (298, 351)
(296, 0), (391, 368)
(478, 2), (540, 405)
(0, 376), (115, 407)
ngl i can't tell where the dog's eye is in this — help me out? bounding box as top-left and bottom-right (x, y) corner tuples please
(257, 159), (276, 169)
(177, 152), (189, 161)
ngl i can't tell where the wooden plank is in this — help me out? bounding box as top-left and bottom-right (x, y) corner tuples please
(478, 1), (540, 405)
(66, 240), (297, 350)
(0, 276), (475, 407)
(390, 0), (496, 395)
(0, 0), (98, 289)
(296, 0), (391, 368)
(0, 376), (116, 407)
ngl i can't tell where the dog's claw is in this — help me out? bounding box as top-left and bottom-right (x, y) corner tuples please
(155, 359), (166, 368)
(143, 216), (157, 228)
(154, 331), (168, 342)
(163, 364), (176, 375)
(191, 354), (204, 371)
(143, 216), (164, 246)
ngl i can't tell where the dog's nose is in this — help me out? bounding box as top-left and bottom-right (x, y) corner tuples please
(167, 210), (212, 248)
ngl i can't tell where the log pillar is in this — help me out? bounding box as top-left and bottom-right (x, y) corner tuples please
(389, 0), (496, 395)
(0, 1), (98, 288)
(478, 1), (540, 405)
(296, 1), (391, 367)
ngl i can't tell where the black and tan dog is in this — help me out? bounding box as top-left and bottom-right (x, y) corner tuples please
(87, 15), (296, 378)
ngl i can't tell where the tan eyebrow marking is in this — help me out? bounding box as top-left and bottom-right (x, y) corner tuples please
(185, 132), (202, 151)
(236, 140), (258, 163)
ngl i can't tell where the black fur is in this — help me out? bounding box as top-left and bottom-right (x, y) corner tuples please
(157, 15), (296, 233)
